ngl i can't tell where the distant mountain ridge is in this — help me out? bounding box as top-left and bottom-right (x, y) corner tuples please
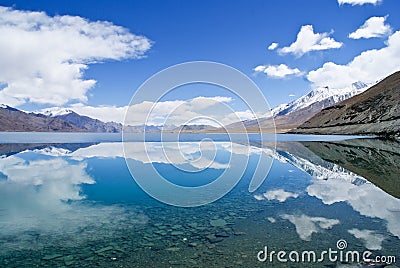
(34, 107), (121, 133)
(174, 124), (218, 132)
(0, 105), (83, 132)
(0, 75), (386, 134)
(0, 105), (196, 133)
(52, 111), (122, 133)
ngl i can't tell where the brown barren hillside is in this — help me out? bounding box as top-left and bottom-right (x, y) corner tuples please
(293, 71), (400, 137)
(0, 106), (83, 132)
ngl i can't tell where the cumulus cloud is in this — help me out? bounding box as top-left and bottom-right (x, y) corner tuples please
(349, 16), (392, 39)
(348, 229), (385, 250)
(0, 153), (148, 251)
(279, 25), (342, 57)
(39, 96), (257, 126)
(307, 179), (400, 238)
(281, 214), (340, 241)
(0, 155), (94, 200)
(268, 42), (279, 50)
(124, 96), (258, 127)
(35, 142), (261, 171)
(261, 189), (299, 202)
(69, 103), (128, 123)
(338, 0), (382, 5)
(307, 30), (400, 89)
(62, 141), (229, 170)
(254, 64), (302, 78)
(0, 6), (152, 106)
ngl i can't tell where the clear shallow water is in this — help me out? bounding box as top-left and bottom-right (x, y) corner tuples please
(0, 132), (370, 143)
(0, 135), (399, 267)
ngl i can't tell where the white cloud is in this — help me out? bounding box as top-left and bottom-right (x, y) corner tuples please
(349, 16), (391, 39)
(30, 142), (227, 170)
(307, 30), (400, 89)
(124, 96), (258, 127)
(69, 103), (128, 123)
(0, 156), (94, 201)
(35, 142), (261, 171)
(254, 194), (264, 201)
(39, 96), (257, 126)
(0, 6), (152, 106)
(338, 0), (382, 5)
(307, 179), (400, 238)
(281, 214), (340, 241)
(262, 189), (299, 202)
(254, 64), (302, 78)
(288, 94), (296, 97)
(254, 65), (267, 72)
(268, 42), (279, 50)
(348, 229), (385, 250)
(0, 153), (148, 251)
(279, 25), (342, 57)
(124, 142), (230, 170)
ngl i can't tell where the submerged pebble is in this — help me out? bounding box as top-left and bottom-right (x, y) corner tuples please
(171, 231), (184, 236)
(42, 254), (63, 261)
(165, 247), (180, 252)
(210, 219), (227, 227)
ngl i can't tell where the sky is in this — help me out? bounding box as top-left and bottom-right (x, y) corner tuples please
(0, 0), (399, 125)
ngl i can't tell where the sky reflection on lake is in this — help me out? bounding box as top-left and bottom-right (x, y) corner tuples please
(0, 138), (398, 267)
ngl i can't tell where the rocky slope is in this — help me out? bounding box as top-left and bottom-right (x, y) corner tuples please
(222, 81), (370, 133)
(294, 71), (400, 137)
(0, 105), (83, 132)
(1, 105), (166, 133)
(173, 124), (217, 133)
(271, 81), (369, 117)
(53, 111), (122, 133)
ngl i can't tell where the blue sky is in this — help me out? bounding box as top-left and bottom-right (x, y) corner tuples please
(0, 0), (399, 124)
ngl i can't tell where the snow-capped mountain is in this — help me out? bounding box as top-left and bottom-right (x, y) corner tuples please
(0, 105), (82, 132)
(258, 145), (366, 183)
(36, 107), (74, 117)
(271, 81), (372, 117)
(31, 107), (121, 132)
(0, 104), (19, 111)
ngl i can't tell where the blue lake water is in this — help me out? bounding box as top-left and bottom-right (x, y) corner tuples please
(0, 132), (370, 143)
(0, 133), (398, 267)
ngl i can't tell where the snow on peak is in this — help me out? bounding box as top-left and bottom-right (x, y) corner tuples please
(267, 149), (366, 183)
(37, 107), (74, 117)
(271, 81), (372, 117)
(352, 81), (368, 90)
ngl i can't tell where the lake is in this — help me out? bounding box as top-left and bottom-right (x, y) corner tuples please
(0, 133), (399, 267)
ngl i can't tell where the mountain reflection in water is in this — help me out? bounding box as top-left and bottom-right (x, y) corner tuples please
(0, 137), (398, 267)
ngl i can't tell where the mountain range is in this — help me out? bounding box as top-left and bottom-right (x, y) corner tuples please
(223, 80), (371, 133)
(0, 105), (127, 133)
(39, 108), (122, 133)
(0, 105), (82, 132)
(293, 71), (400, 138)
(0, 71), (398, 136)
(0, 105), (214, 133)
